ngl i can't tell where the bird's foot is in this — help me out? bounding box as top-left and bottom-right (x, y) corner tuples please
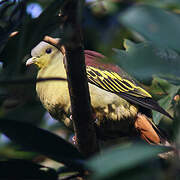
(69, 112), (98, 145)
(72, 135), (76, 145)
(69, 115), (73, 121)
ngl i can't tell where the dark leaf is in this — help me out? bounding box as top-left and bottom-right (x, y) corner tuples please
(113, 40), (180, 81)
(120, 5), (180, 52)
(0, 159), (58, 180)
(0, 119), (85, 171)
(1, 0), (65, 76)
(87, 143), (170, 180)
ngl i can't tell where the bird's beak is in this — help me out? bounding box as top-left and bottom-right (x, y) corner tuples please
(26, 57), (36, 66)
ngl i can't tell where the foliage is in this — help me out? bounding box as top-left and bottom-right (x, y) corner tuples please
(0, 0), (179, 179)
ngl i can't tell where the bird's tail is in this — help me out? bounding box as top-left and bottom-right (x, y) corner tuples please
(134, 113), (170, 146)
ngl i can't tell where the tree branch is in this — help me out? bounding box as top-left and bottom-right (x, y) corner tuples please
(60, 0), (99, 157)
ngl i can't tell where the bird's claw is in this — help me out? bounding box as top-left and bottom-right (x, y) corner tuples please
(72, 135), (76, 145)
(69, 115), (73, 120)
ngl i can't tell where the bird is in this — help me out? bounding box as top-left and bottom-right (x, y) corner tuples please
(26, 40), (172, 145)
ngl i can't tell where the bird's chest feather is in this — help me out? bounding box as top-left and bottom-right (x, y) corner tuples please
(36, 81), (70, 119)
(36, 75), (138, 135)
(36, 63), (71, 121)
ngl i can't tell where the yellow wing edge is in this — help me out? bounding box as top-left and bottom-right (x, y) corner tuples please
(86, 66), (152, 98)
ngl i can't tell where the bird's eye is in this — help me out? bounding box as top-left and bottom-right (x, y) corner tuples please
(46, 48), (52, 54)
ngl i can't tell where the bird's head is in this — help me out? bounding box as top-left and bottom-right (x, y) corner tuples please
(26, 41), (63, 69)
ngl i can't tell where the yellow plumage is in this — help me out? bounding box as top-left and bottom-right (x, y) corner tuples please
(26, 41), (171, 144)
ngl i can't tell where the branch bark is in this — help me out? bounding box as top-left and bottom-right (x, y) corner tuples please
(60, 0), (99, 157)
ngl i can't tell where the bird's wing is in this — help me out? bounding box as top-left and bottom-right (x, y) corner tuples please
(86, 66), (151, 98)
(86, 66), (172, 119)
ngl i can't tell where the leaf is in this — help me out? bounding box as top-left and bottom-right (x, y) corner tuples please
(159, 74), (180, 85)
(119, 5), (180, 52)
(147, 77), (179, 124)
(149, 77), (172, 99)
(4, 102), (45, 124)
(0, 159), (58, 180)
(1, 0), (64, 76)
(28, 0), (65, 47)
(173, 97), (180, 143)
(113, 40), (180, 81)
(139, 0), (180, 8)
(0, 1), (26, 53)
(153, 85), (180, 124)
(0, 145), (37, 159)
(87, 143), (170, 180)
(0, 119), (85, 170)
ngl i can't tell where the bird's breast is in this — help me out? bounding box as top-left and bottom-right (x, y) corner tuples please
(36, 63), (71, 123)
(36, 79), (70, 117)
(36, 69), (138, 135)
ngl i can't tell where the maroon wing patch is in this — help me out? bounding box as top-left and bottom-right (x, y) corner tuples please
(84, 50), (120, 73)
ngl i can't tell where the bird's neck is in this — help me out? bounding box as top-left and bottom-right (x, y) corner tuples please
(37, 53), (67, 79)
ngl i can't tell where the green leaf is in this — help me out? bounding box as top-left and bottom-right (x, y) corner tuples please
(173, 98), (180, 143)
(153, 85), (180, 124)
(139, 0), (180, 8)
(3, 102), (45, 124)
(149, 77), (171, 99)
(113, 40), (180, 81)
(119, 5), (180, 52)
(159, 74), (180, 85)
(147, 77), (179, 124)
(0, 145), (37, 159)
(87, 143), (169, 180)
(0, 119), (85, 170)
